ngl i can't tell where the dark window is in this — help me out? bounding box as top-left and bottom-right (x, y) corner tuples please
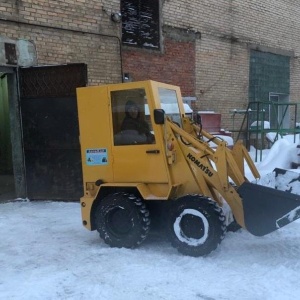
(111, 89), (155, 145)
(121, 0), (160, 49)
(249, 50), (290, 102)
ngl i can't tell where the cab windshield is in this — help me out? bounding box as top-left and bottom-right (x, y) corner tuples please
(157, 88), (182, 127)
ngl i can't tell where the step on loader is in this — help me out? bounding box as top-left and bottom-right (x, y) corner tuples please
(76, 80), (300, 256)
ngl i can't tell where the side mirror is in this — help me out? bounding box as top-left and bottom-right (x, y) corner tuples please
(154, 109), (165, 124)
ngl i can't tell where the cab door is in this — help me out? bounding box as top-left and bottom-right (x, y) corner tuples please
(109, 83), (169, 183)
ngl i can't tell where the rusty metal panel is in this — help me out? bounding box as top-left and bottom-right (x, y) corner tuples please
(19, 64), (87, 200)
(20, 64), (87, 98)
(4, 43), (17, 65)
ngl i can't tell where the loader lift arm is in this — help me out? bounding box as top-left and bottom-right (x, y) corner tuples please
(165, 118), (260, 229)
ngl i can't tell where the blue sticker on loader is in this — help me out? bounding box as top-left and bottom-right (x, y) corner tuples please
(86, 148), (108, 165)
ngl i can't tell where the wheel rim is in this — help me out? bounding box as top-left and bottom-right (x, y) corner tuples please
(174, 208), (209, 246)
(105, 206), (133, 237)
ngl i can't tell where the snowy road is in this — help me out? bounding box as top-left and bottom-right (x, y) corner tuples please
(1, 201), (300, 300)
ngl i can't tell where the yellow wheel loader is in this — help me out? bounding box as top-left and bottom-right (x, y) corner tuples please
(76, 80), (300, 256)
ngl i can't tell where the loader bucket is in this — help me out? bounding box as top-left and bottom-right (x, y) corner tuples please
(238, 176), (300, 236)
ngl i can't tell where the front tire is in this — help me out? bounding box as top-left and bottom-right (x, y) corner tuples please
(168, 195), (226, 257)
(95, 192), (150, 248)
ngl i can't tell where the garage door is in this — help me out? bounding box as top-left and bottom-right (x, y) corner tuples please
(19, 64), (87, 200)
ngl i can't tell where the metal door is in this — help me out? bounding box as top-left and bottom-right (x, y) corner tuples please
(19, 64), (87, 200)
(109, 84), (169, 183)
(269, 92), (290, 129)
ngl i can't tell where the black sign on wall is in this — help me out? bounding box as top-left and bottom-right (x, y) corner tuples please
(121, 0), (160, 49)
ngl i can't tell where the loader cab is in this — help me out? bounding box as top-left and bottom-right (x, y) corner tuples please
(111, 83), (185, 144)
(108, 81), (184, 186)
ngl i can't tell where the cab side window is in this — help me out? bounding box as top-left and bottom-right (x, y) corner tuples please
(111, 89), (155, 146)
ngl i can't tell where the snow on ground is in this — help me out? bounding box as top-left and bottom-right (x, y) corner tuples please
(1, 202), (300, 300)
(1, 137), (300, 300)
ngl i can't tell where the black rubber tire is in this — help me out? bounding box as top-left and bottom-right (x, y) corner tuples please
(95, 192), (150, 248)
(168, 195), (226, 257)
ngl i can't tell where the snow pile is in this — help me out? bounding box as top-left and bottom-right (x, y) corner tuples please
(250, 120), (270, 129)
(275, 171), (300, 195)
(248, 138), (300, 196)
(266, 132), (300, 144)
(246, 138), (299, 182)
(256, 139), (297, 172)
(255, 170), (300, 195)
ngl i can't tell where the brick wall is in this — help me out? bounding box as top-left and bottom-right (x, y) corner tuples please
(2, 0), (300, 129)
(0, 0), (122, 84)
(195, 36), (249, 130)
(0, 0), (120, 34)
(122, 37), (195, 96)
(162, 0), (300, 130)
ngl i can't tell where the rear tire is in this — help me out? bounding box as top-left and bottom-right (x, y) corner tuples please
(168, 195), (226, 257)
(95, 192), (150, 248)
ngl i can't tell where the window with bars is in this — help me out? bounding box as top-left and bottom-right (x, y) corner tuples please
(121, 0), (160, 49)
